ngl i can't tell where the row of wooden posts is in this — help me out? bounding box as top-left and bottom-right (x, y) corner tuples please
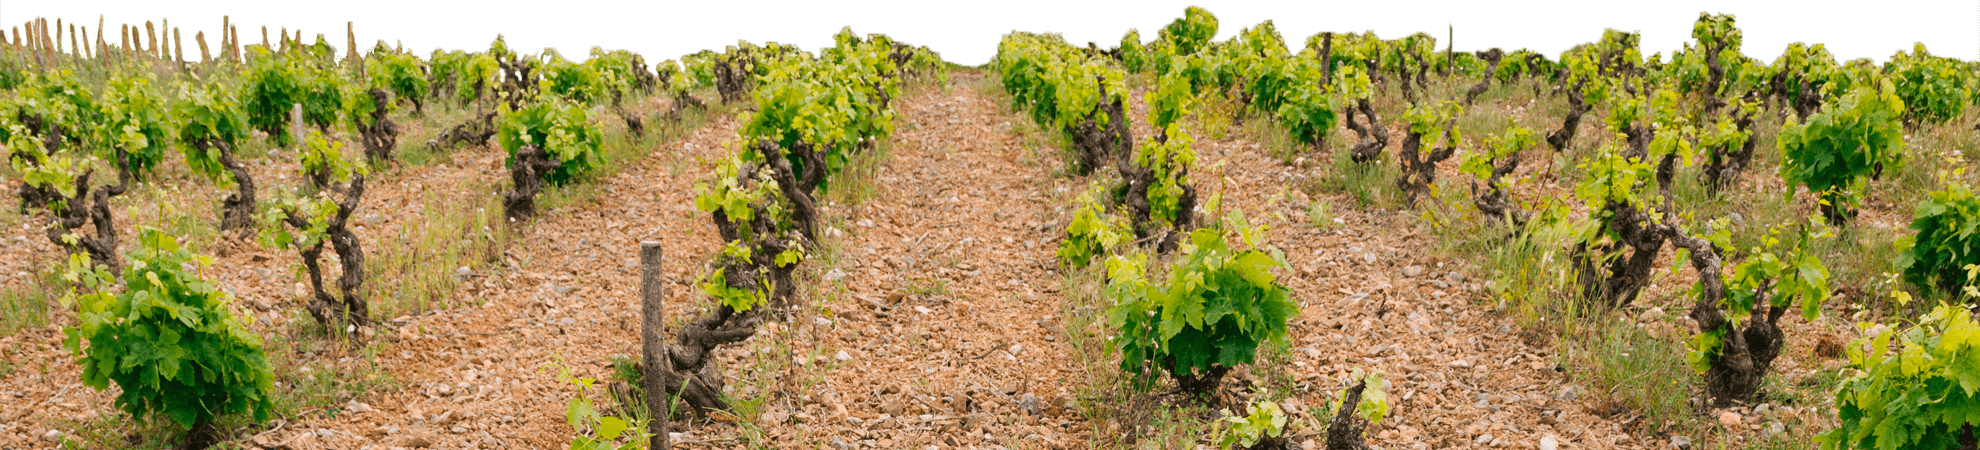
(4, 16), (371, 70)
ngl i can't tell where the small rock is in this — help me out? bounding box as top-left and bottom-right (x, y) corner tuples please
(823, 269), (846, 282)
(1718, 410), (1743, 427)
(814, 317), (834, 327)
(455, 266), (472, 277)
(1020, 394), (1040, 416)
(760, 408), (788, 425)
(1670, 435), (1693, 449)
(552, 284), (576, 295)
(399, 435), (433, 448)
(345, 401), (373, 413)
(40, 429), (62, 442)
(1475, 433), (1493, 444)
(1557, 385), (1580, 402)
(316, 428), (336, 438)
(1402, 265), (1426, 278)
(1638, 307), (1666, 323)
(835, 350), (853, 361)
(914, 305), (935, 315)
(856, 219), (875, 228)
(1540, 435), (1559, 450)
(1009, 344), (1024, 355)
(1362, 253), (1378, 264)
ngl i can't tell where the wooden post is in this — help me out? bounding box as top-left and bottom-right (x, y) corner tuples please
(197, 31), (210, 63)
(173, 27), (184, 68)
(346, 22), (357, 63)
(290, 103), (304, 146)
(638, 241), (670, 450)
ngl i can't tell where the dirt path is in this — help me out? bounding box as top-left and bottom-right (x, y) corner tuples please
(722, 73), (1090, 449)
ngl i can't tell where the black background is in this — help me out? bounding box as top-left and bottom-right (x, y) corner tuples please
(3, 0), (1980, 64)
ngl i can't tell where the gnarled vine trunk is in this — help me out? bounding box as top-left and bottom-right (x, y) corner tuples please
(669, 89), (706, 121)
(359, 88), (400, 162)
(1465, 48), (1504, 105)
(283, 175), (370, 328)
(1546, 86), (1591, 152)
(649, 139), (824, 415)
(12, 112), (67, 211)
(617, 108), (645, 138)
(1117, 151), (1197, 254)
(1396, 115), (1459, 209)
(1326, 380), (1375, 450)
(1167, 363), (1228, 398)
(434, 111), (497, 150)
(1701, 105), (1758, 193)
(38, 150), (134, 273)
(214, 141), (256, 233)
(179, 419), (219, 450)
(1573, 149), (1678, 309)
(1068, 75), (1133, 175)
(1470, 151), (1532, 229)
(1667, 224), (1786, 406)
(1343, 99), (1389, 164)
(503, 145), (561, 221)
(714, 53), (752, 104)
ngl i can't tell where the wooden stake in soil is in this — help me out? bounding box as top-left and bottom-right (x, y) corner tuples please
(638, 241), (671, 450)
(173, 27), (184, 67)
(290, 104), (305, 148)
(145, 21), (156, 58)
(346, 22), (357, 63)
(197, 31), (210, 63)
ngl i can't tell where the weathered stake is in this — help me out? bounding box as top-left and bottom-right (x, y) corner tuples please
(638, 242), (670, 450)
